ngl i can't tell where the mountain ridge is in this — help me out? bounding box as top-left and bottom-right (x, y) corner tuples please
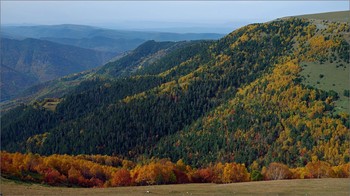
(2, 24), (224, 52)
(1, 11), (349, 170)
(0, 40), (203, 109)
(0, 37), (116, 101)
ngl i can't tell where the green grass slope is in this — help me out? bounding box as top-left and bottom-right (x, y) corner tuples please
(300, 62), (349, 113)
(295, 11), (350, 113)
(294, 10), (350, 22)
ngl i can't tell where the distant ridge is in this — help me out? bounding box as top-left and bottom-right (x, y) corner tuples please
(0, 38), (115, 101)
(294, 10), (349, 22)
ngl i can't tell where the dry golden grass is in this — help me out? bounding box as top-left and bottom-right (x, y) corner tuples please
(1, 178), (349, 196)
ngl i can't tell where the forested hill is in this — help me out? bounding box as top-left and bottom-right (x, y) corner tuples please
(1, 11), (349, 169)
(0, 38), (115, 101)
(2, 40), (206, 107)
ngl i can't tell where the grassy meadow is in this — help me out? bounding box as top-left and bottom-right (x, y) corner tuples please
(1, 178), (350, 196)
(300, 62), (350, 113)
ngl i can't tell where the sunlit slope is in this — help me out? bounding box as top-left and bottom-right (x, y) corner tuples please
(153, 13), (350, 166)
(294, 10), (349, 22)
(1, 12), (349, 169)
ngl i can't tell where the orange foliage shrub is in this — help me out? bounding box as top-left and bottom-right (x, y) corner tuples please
(132, 160), (176, 185)
(1, 151), (349, 188)
(305, 158), (334, 178)
(193, 168), (215, 183)
(44, 168), (67, 185)
(111, 169), (131, 186)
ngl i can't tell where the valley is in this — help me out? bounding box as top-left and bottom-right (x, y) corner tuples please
(1, 9), (349, 192)
(0, 38), (115, 101)
(1, 24), (223, 102)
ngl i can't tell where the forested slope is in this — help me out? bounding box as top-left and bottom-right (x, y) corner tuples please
(1, 14), (349, 170)
(1, 38), (115, 101)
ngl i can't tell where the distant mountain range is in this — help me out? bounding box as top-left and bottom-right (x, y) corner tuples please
(2, 24), (224, 52)
(1, 38), (116, 101)
(1, 24), (224, 101)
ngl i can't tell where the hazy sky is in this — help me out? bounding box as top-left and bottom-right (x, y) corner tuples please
(1, 1), (348, 30)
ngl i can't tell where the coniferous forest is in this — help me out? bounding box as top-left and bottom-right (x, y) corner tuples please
(1, 12), (350, 187)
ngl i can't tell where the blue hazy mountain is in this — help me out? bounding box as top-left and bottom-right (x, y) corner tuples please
(2, 24), (224, 52)
(1, 38), (115, 101)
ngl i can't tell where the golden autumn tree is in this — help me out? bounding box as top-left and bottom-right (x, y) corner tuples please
(133, 160), (176, 185)
(222, 163), (250, 183)
(332, 163), (350, 178)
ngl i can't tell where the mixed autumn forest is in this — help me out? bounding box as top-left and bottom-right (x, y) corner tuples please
(1, 11), (350, 189)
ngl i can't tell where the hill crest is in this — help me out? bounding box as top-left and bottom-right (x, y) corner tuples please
(1, 11), (349, 170)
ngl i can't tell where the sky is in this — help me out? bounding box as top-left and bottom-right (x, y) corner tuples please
(1, 1), (348, 33)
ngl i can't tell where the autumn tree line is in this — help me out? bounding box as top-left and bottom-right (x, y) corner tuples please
(1, 151), (349, 188)
(1, 17), (349, 189)
(2, 18), (349, 170)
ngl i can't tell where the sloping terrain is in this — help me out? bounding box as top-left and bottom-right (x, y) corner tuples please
(152, 12), (350, 167)
(1, 11), (349, 170)
(0, 40), (203, 109)
(294, 10), (350, 22)
(1, 38), (115, 101)
(1, 24), (224, 102)
(0, 65), (38, 100)
(300, 62), (349, 113)
(42, 36), (144, 53)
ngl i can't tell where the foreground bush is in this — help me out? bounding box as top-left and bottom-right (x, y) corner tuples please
(1, 151), (349, 187)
